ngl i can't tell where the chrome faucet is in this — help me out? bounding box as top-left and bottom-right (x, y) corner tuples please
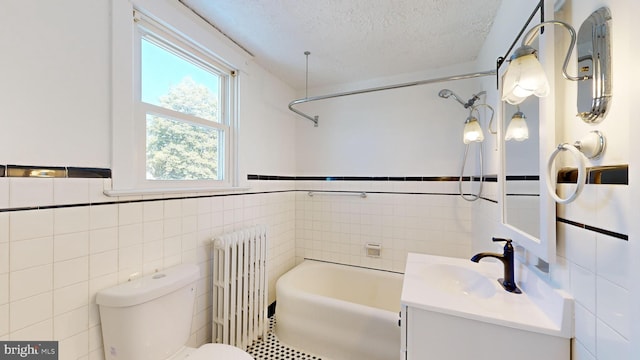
(470, 238), (522, 294)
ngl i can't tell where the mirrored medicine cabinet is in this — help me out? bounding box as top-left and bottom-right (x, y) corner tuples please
(499, 88), (556, 263)
(503, 98), (540, 240)
(498, 37), (556, 263)
(498, 5), (612, 263)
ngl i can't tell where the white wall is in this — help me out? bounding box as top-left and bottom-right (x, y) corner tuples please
(294, 63), (485, 176)
(239, 62), (298, 178)
(0, 0), (111, 167)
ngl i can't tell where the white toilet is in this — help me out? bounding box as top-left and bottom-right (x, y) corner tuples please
(96, 264), (253, 360)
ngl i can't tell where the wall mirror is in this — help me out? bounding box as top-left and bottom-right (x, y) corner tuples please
(499, 30), (556, 263)
(503, 98), (540, 240)
(499, 86), (556, 263)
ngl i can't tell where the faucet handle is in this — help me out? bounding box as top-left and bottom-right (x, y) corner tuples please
(492, 237), (512, 244)
(492, 237), (514, 251)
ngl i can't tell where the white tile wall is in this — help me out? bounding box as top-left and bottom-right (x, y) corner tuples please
(596, 232), (630, 289)
(560, 222), (596, 271)
(11, 292), (53, 332)
(1, 177), (296, 359)
(10, 265), (53, 302)
(596, 277), (629, 339)
(295, 181), (472, 272)
(10, 237), (53, 272)
(4, 174), (628, 359)
(543, 182), (630, 360)
(594, 185), (630, 235)
(10, 209), (54, 242)
(573, 340), (597, 360)
(574, 303), (596, 355)
(54, 178), (90, 206)
(54, 232), (89, 263)
(596, 319), (630, 359)
(10, 178), (54, 208)
(0, 179), (9, 209)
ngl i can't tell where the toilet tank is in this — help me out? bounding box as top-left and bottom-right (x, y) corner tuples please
(96, 264), (200, 360)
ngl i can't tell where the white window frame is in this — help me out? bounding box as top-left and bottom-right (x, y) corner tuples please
(135, 18), (233, 185)
(108, 0), (246, 196)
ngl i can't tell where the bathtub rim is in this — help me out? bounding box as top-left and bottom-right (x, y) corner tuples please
(276, 259), (404, 313)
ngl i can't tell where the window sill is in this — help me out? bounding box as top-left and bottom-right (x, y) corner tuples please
(103, 186), (250, 197)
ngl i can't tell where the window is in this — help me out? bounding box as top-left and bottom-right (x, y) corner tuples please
(136, 17), (235, 186)
(109, 3), (241, 195)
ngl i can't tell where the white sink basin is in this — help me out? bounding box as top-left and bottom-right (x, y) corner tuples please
(401, 253), (573, 339)
(420, 263), (496, 299)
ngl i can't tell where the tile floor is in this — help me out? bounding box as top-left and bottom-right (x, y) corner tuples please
(247, 317), (324, 360)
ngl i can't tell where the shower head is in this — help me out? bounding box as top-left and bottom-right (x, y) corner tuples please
(438, 89), (453, 98)
(438, 89), (466, 107)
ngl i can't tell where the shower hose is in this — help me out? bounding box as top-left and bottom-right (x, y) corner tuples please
(459, 142), (483, 202)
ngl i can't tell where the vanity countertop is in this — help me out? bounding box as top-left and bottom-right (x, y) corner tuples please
(401, 252), (573, 338)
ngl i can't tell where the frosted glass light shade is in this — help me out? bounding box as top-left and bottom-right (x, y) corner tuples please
(501, 50), (550, 105)
(505, 112), (529, 141)
(463, 117), (484, 144)
(502, 92), (527, 106)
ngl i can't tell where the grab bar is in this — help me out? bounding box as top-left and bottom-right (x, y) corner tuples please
(307, 191), (367, 198)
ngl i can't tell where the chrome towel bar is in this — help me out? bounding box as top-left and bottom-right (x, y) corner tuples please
(307, 191), (367, 198)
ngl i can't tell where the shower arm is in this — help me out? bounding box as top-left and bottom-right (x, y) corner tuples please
(469, 103), (496, 135)
(289, 70), (497, 127)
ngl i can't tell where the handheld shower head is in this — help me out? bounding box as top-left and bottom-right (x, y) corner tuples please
(438, 89), (466, 106)
(438, 89), (454, 98)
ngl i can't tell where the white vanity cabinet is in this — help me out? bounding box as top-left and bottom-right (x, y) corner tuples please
(400, 304), (569, 360)
(400, 253), (572, 360)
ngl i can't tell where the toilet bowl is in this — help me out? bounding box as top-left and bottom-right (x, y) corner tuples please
(96, 264), (252, 360)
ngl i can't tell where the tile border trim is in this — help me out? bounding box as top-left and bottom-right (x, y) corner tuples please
(1, 165), (111, 178)
(247, 174), (501, 182)
(557, 217), (628, 241)
(0, 162), (625, 186)
(557, 164), (628, 185)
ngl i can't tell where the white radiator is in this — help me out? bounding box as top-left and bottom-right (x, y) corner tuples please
(212, 225), (268, 350)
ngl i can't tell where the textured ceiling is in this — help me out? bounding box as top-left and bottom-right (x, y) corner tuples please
(180, 0), (503, 91)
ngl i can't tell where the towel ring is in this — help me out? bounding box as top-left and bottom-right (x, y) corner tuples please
(545, 131), (605, 204)
(546, 143), (586, 204)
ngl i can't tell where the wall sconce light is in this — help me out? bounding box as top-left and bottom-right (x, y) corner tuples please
(497, 5), (611, 122)
(505, 109), (529, 141)
(501, 46), (550, 105)
(501, 20), (578, 105)
(463, 116), (484, 144)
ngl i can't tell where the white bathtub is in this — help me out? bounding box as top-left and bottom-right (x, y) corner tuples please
(275, 260), (403, 360)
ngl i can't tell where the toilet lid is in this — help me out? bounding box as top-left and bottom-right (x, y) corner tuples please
(189, 344), (253, 360)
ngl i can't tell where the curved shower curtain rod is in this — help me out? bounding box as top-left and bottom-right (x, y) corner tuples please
(288, 69), (497, 127)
